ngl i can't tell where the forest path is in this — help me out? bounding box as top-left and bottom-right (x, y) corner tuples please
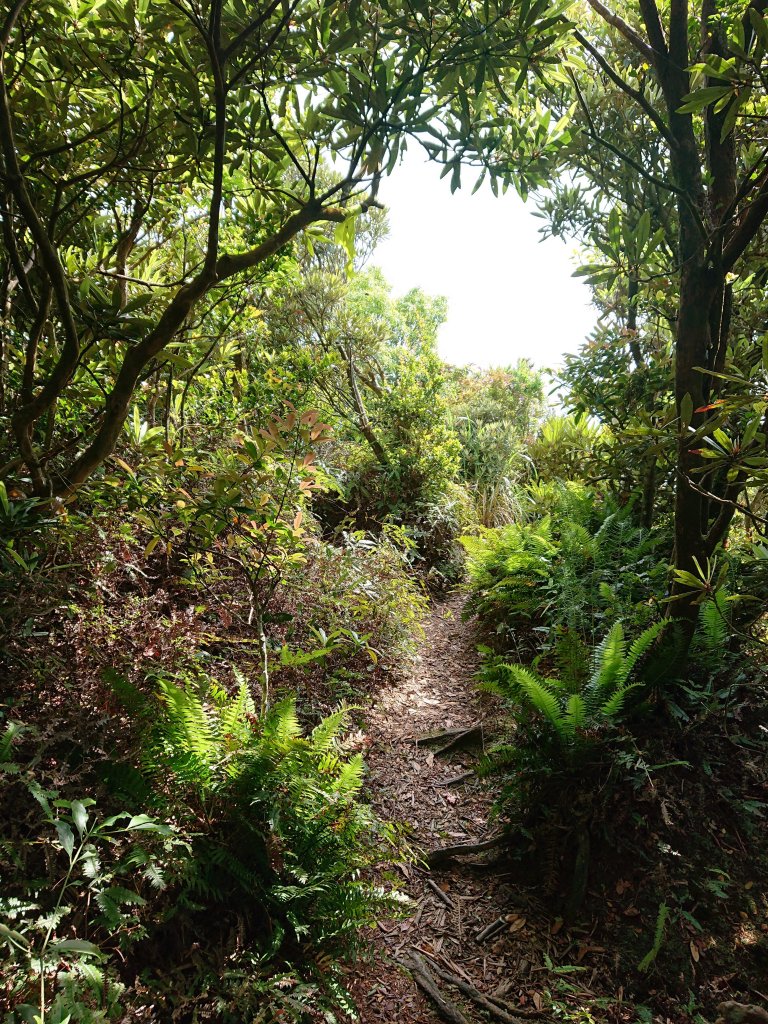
(349, 594), (546, 1024)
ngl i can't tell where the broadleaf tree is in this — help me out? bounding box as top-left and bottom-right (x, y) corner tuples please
(0, 0), (569, 498)
(487, 0), (768, 632)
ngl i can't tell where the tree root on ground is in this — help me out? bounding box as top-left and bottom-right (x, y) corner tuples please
(412, 725), (486, 756)
(403, 952), (470, 1024)
(427, 834), (506, 868)
(406, 950), (550, 1024)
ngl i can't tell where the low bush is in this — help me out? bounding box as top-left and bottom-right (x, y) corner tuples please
(461, 483), (667, 652)
(282, 527), (427, 669)
(1, 674), (405, 1023)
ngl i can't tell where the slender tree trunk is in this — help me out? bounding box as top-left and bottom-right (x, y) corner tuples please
(342, 344), (389, 467)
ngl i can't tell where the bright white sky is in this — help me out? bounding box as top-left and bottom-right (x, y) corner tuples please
(371, 150), (597, 372)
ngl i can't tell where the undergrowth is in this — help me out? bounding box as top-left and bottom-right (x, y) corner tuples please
(1, 673), (407, 1023)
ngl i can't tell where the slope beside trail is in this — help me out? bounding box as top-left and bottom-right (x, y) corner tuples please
(349, 594), (552, 1024)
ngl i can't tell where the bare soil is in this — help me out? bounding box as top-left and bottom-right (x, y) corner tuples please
(348, 595), (555, 1024)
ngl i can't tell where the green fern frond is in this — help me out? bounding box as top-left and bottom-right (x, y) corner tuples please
(563, 694), (586, 737)
(332, 754), (365, 797)
(310, 707), (350, 754)
(600, 682), (644, 718)
(516, 672), (565, 733)
(263, 698), (302, 748)
(696, 592), (730, 661)
(621, 620), (665, 683)
(476, 744), (518, 777)
(156, 679), (216, 772)
(104, 668), (150, 718)
(0, 721), (22, 763)
(590, 621), (626, 691)
(218, 678), (255, 747)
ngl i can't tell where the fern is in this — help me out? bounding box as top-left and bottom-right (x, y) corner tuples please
(638, 902), (669, 972)
(310, 707), (351, 754)
(515, 671), (565, 731)
(0, 720), (22, 764)
(564, 694), (586, 735)
(692, 590), (732, 669)
(621, 620), (666, 682)
(589, 621), (626, 694)
(105, 666), (397, 989)
(600, 682), (644, 718)
(486, 620), (660, 761)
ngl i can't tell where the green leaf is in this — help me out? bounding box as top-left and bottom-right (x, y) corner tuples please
(49, 938), (103, 957)
(71, 800), (88, 837)
(749, 7), (768, 48)
(680, 393), (694, 429)
(0, 922), (30, 947)
(56, 820), (75, 858)
(677, 86), (731, 113)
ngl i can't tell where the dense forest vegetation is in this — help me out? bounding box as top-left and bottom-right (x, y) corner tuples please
(2, 0), (768, 1022)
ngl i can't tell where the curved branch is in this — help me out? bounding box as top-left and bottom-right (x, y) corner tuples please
(583, 0), (655, 61)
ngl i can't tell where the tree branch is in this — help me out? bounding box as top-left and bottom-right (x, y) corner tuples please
(583, 0), (655, 61)
(573, 29), (672, 144)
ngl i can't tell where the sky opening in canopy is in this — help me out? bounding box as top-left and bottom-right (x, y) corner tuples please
(371, 150), (597, 371)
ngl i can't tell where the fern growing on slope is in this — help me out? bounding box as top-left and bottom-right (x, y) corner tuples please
(481, 620), (665, 765)
(107, 669), (404, 1011)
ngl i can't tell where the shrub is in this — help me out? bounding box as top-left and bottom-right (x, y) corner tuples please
(461, 484), (667, 652)
(287, 527), (428, 660)
(1, 674), (405, 1023)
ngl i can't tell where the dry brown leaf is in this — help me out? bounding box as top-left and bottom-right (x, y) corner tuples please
(508, 918), (527, 933)
(551, 918), (563, 935)
(690, 941), (700, 963)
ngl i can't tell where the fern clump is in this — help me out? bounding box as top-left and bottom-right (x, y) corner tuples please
(107, 670), (404, 1019)
(482, 620), (664, 767)
(462, 485), (667, 654)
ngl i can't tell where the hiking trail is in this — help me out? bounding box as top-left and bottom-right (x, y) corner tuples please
(349, 594), (551, 1024)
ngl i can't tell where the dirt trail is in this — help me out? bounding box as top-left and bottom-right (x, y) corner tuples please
(349, 595), (548, 1024)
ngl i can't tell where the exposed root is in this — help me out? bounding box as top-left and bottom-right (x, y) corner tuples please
(427, 834), (505, 868)
(418, 953), (551, 1023)
(403, 952), (471, 1024)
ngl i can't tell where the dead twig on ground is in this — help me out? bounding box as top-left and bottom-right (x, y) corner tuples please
(476, 916), (508, 943)
(420, 951), (551, 1023)
(436, 770), (476, 787)
(412, 726), (476, 745)
(403, 952), (471, 1024)
(426, 878), (455, 909)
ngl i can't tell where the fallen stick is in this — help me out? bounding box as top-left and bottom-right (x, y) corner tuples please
(413, 726), (478, 745)
(404, 952), (470, 1024)
(476, 916), (507, 943)
(421, 954), (549, 1023)
(426, 878), (455, 909)
(436, 771), (476, 787)
(427, 834), (506, 868)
